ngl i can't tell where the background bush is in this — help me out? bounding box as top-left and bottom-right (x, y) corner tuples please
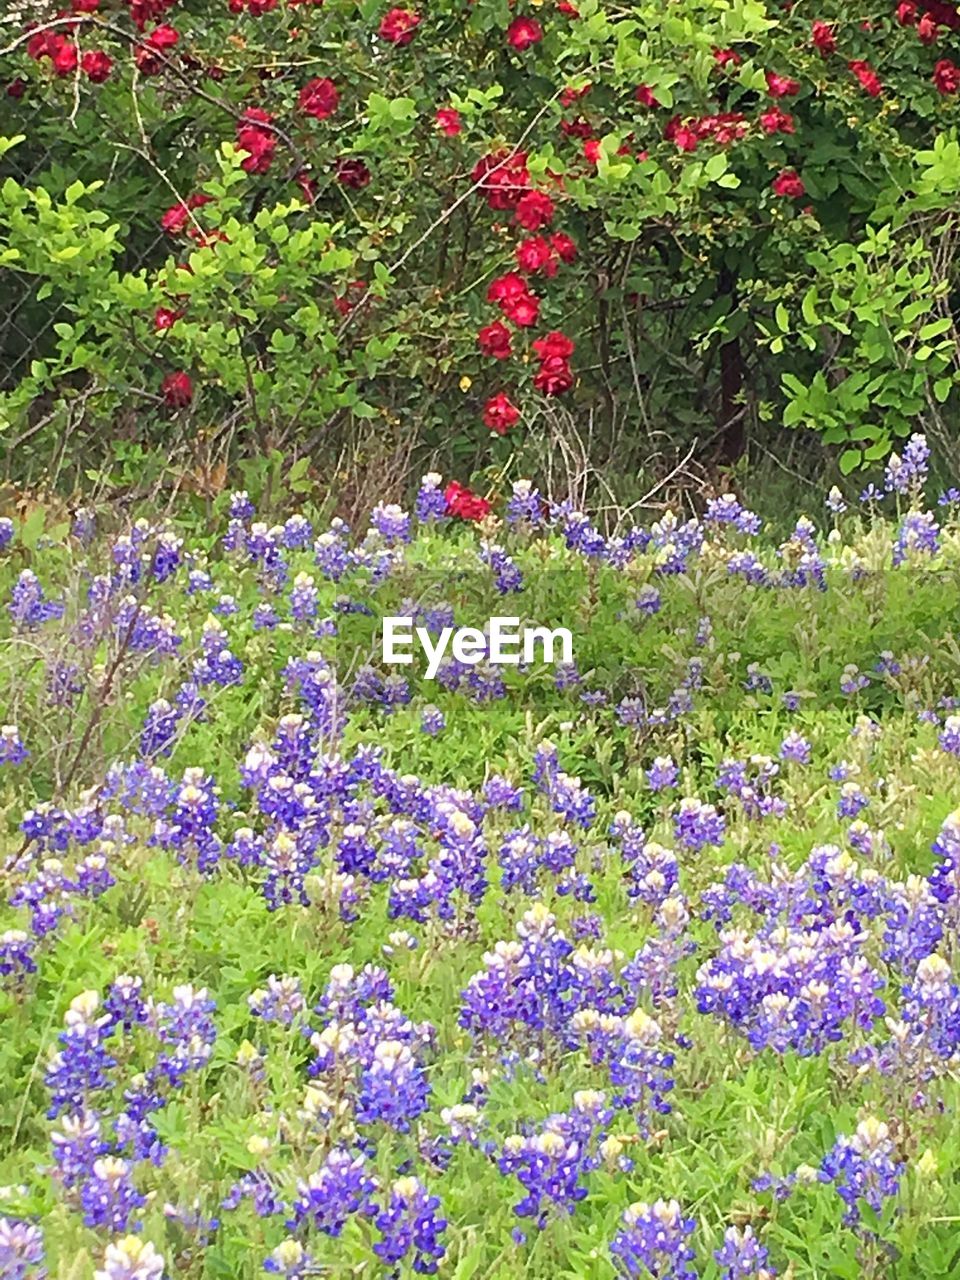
(3, 0), (960, 497)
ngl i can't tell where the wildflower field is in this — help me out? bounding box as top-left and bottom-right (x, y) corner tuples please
(2, 444), (960, 1280)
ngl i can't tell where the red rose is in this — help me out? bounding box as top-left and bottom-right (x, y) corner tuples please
(556, 1), (578, 14)
(672, 124), (699, 153)
(811, 20), (836, 54)
(162, 371), (193, 407)
(759, 107), (795, 135)
(560, 84), (590, 106)
(771, 168), (805, 198)
(634, 84), (660, 107)
(487, 272), (528, 304)
(298, 77), (339, 119)
(149, 24), (179, 49)
(713, 48), (742, 68)
(549, 232), (577, 263)
(72, 0), (100, 10)
(6, 78), (27, 99)
(472, 150), (530, 210)
(236, 108), (277, 174)
(533, 355), (573, 395)
(81, 50), (113, 82)
(335, 157), (371, 187)
(918, 13), (939, 42)
(435, 108), (462, 135)
(516, 236), (557, 276)
(532, 331), (575, 361)
(583, 138), (602, 164)
(379, 8), (420, 44)
(895, 0), (918, 22)
(514, 189), (554, 231)
(483, 392), (521, 434)
(765, 71), (800, 97)
(504, 292), (540, 328)
(50, 38), (79, 76)
(154, 307), (182, 331)
(848, 59), (882, 96)
(507, 17), (543, 49)
(934, 58), (960, 93)
(444, 481), (491, 521)
(478, 320), (513, 359)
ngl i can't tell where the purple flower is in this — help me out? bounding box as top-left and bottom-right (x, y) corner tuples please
(373, 1176), (447, 1274)
(610, 1199), (698, 1279)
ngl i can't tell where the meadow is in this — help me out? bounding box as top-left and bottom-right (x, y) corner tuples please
(2, 442), (960, 1279)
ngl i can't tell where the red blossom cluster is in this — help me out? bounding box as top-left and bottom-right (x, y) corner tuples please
(133, 23), (178, 76)
(160, 193), (215, 235)
(236, 107), (277, 173)
(444, 481), (491, 521)
(298, 76), (339, 120)
(664, 112), (749, 152)
(379, 8), (420, 44)
(532, 330), (574, 396)
(934, 57), (960, 91)
(161, 370), (193, 407)
(506, 17), (543, 49)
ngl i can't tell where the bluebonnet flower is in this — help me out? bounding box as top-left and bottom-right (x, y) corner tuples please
(779, 730), (811, 765)
(826, 486), (847, 515)
(94, 1236), (165, 1280)
(646, 756), (679, 791)
(289, 573), (319, 622)
(282, 514), (313, 549)
(939, 715), (960, 757)
(0, 724), (28, 766)
(498, 1128), (589, 1226)
(893, 511), (939, 565)
(289, 1148), (378, 1236)
(938, 488), (960, 507)
(264, 1239), (314, 1277)
(370, 503), (412, 545)
(0, 1217), (46, 1279)
(0, 517), (16, 550)
(80, 1156), (146, 1232)
(505, 479), (543, 527)
(229, 490), (256, 521)
(0, 929), (37, 982)
(420, 705), (445, 735)
(415, 473), (448, 523)
(9, 570), (64, 630)
(673, 797), (725, 853)
(610, 1199), (697, 1279)
(249, 975), (306, 1026)
(139, 700), (181, 759)
(819, 1118), (902, 1227)
(373, 1176), (447, 1274)
(714, 1225), (774, 1279)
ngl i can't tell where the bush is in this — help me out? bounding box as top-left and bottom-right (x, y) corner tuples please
(3, 1), (960, 486)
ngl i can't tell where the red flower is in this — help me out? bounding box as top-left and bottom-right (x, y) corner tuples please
(759, 107), (795, 134)
(550, 232), (577, 263)
(673, 125), (699, 152)
(713, 48), (742, 68)
(634, 83), (660, 107)
(72, 0), (100, 10)
(505, 292), (540, 327)
(81, 49), (113, 82)
(556, 1), (578, 14)
(483, 392), (521, 434)
(298, 77), (339, 119)
(50, 38), (79, 76)
(895, 0), (918, 22)
(472, 150), (530, 210)
(848, 59), (882, 96)
(160, 193), (212, 235)
(771, 168), (805, 198)
(934, 58), (960, 93)
(533, 355), (573, 395)
(6, 78), (27, 99)
(335, 157), (371, 188)
(161, 371), (193, 407)
(435, 107), (462, 136)
(560, 84), (590, 106)
(154, 307), (182, 331)
(487, 272), (528, 304)
(445, 481), (491, 521)
(236, 108), (277, 174)
(918, 12), (939, 42)
(583, 138), (602, 165)
(478, 320), (513, 359)
(532, 331), (575, 361)
(149, 24), (179, 49)
(811, 20), (837, 54)
(765, 71), (801, 97)
(507, 17), (543, 49)
(514, 189), (554, 230)
(379, 8), (420, 44)
(516, 235), (558, 277)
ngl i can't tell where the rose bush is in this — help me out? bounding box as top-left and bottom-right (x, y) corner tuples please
(2, 0), (960, 487)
